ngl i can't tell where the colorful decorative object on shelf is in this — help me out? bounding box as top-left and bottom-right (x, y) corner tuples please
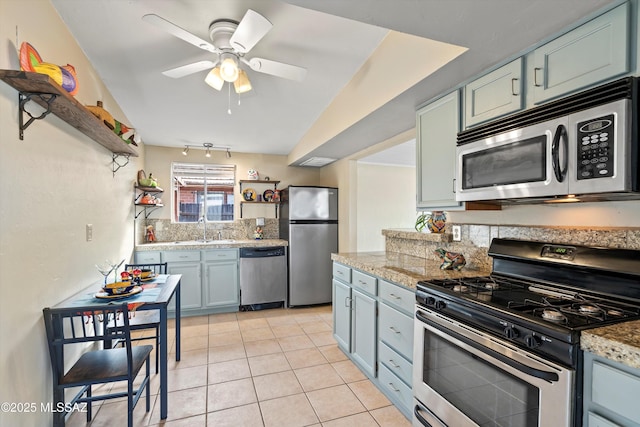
(242, 188), (257, 201)
(19, 42), (78, 95)
(247, 169), (259, 180)
(85, 101), (139, 145)
(137, 170), (158, 187)
(434, 248), (466, 270)
(254, 226), (264, 240)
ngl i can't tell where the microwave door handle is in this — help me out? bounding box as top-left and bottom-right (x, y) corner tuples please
(552, 124), (568, 182)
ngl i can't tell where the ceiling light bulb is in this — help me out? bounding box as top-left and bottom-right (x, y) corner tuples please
(233, 69), (252, 94)
(182, 146), (189, 156)
(220, 57), (239, 82)
(204, 67), (224, 91)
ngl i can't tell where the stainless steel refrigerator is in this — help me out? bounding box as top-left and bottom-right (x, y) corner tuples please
(279, 186), (338, 307)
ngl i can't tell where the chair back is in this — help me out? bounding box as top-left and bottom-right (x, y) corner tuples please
(124, 262), (167, 274)
(42, 304), (134, 384)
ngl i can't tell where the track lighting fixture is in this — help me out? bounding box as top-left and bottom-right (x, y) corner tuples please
(226, 148), (232, 158)
(203, 143), (213, 158)
(182, 146), (189, 156)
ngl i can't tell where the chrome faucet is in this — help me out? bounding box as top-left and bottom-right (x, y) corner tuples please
(198, 215), (207, 242)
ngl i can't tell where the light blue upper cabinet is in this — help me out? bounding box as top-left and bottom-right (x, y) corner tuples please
(464, 58), (523, 128)
(531, 2), (630, 104)
(416, 90), (462, 210)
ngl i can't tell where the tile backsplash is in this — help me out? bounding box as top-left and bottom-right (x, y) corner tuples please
(384, 225), (640, 271)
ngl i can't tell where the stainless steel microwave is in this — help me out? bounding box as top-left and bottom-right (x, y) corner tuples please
(456, 77), (639, 203)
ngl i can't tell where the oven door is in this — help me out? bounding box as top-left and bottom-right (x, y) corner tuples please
(456, 116), (569, 202)
(413, 307), (574, 427)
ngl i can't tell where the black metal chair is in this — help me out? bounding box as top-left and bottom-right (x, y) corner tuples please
(107, 262), (167, 373)
(42, 304), (152, 427)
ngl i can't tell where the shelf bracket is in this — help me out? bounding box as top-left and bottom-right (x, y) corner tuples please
(18, 92), (57, 140)
(135, 205), (161, 219)
(112, 153), (131, 176)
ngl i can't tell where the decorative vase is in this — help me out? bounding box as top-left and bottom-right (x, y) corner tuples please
(427, 211), (447, 233)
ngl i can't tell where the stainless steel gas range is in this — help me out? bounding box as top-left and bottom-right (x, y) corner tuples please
(413, 238), (640, 427)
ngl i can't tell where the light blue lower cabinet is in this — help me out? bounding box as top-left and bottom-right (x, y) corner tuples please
(331, 262), (415, 420)
(351, 288), (377, 378)
(148, 249), (240, 316)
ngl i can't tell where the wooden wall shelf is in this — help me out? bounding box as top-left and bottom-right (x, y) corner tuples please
(0, 70), (138, 157)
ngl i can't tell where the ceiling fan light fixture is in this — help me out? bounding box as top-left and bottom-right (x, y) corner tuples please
(204, 67), (224, 90)
(234, 69), (252, 94)
(219, 54), (239, 82)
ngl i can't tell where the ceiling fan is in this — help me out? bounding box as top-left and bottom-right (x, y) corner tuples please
(142, 9), (307, 94)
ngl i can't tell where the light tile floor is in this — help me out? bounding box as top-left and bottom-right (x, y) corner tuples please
(67, 304), (411, 427)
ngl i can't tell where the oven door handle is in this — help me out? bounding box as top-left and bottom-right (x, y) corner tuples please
(414, 404), (436, 427)
(416, 311), (560, 382)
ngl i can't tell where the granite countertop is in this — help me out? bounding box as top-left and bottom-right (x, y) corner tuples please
(581, 320), (640, 369)
(331, 251), (489, 290)
(136, 239), (288, 251)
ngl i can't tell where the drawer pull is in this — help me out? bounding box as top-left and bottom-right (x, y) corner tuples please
(358, 280), (367, 285)
(388, 326), (401, 334)
(388, 382), (400, 392)
(388, 359), (400, 369)
(388, 293), (401, 300)
(336, 270), (343, 275)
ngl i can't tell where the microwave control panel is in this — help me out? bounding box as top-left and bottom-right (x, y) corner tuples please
(577, 114), (614, 180)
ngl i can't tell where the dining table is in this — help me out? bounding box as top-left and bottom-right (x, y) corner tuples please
(51, 273), (182, 420)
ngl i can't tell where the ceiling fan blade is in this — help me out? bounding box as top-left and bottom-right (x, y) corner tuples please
(162, 60), (217, 78)
(143, 14), (218, 53)
(229, 9), (273, 53)
(246, 57), (307, 81)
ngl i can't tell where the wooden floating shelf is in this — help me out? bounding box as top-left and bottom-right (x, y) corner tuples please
(0, 70), (138, 157)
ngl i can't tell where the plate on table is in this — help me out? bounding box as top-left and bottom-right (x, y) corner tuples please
(242, 188), (256, 201)
(263, 189), (274, 202)
(95, 286), (143, 300)
(140, 274), (157, 282)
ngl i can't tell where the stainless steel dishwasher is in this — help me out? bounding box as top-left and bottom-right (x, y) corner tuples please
(239, 246), (287, 310)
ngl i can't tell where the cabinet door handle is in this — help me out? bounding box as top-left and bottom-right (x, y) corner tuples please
(388, 293), (401, 300)
(388, 359), (400, 368)
(344, 297), (352, 308)
(388, 382), (400, 392)
(389, 326), (401, 334)
(534, 67), (543, 87)
(452, 178), (456, 194)
(511, 78), (519, 96)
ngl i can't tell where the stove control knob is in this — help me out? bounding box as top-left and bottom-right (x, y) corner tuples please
(504, 327), (519, 340)
(425, 297), (436, 306)
(524, 334), (541, 349)
(434, 300), (446, 310)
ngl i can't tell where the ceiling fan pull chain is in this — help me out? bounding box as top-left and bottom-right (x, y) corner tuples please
(227, 83), (232, 115)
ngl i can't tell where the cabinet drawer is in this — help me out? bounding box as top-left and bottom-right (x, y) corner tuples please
(333, 263), (351, 283)
(204, 249), (238, 261)
(163, 250), (201, 263)
(592, 361), (640, 424)
(379, 280), (415, 315)
(135, 251), (161, 264)
(351, 270), (377, 296)
(378, 364), (412, 414)
(378, 303), (413, 361)
(378, 341), (412, 387)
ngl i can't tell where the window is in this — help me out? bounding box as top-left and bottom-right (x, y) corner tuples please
(172, 162), (235, 222)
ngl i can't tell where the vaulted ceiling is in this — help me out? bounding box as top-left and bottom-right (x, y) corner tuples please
(50, 0), (615, 165)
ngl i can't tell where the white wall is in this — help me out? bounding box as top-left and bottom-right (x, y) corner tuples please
(0, 2), (143, 426)
(356, 163), (416, 251)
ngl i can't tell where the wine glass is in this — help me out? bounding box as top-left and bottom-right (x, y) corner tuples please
(96, 261), (115, 285)
(110, 259), (125, 283)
